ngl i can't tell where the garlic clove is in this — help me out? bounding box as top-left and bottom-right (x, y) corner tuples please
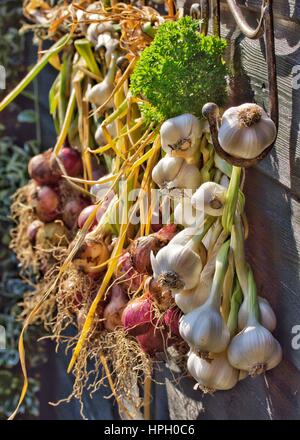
(238, 295), (277, 332)
(191, 181), (227, 216)
(87, 79), (114, 108)
(218, 104), (277, 160)
(228, 321), (282, 376)
(187, 351), (239, 393)
(179, 303), (230, 356)
(150, 243), (202, 292)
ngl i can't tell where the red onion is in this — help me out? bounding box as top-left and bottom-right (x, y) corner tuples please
(35, 186), (60, 222)
(63, 198), (89, 229)
(121, 296), (153, 337)
(78, 205), (99, 230)
(115, 252), (144, 292)
(95, 192), (115, 223)
(57, 147), (83, 177)
(103, 285), (128, 331)
(136, 325), (176, 357)
(28, 150), (61, 185)
(163, 307), (182, 338)
(130, 225), (177, 275)
(27, 220), (43, 244)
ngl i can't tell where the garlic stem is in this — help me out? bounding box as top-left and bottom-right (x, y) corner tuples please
(231, 214), (248, 295)
(186, 216), (216, 251)
(247, 267), (260, 324)
(227, 280), (243, 337)
(222, 166), (241, 234)
(207, 239), (230, 309)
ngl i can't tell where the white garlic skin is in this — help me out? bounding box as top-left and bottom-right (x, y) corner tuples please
(191, 181), (227, 216)
(95, 122), (117, 146)
(187, 351), (239, 393)
(95, 33), (119, 65)
(218, 104), (277, 160)
(150, 243), (202, 292)
(179, 302), (230, 354)
(174, 199), (199, 228)
(174, 283), (208, 314)
(238, 296), (277, 332)
(87, 78), (114, 108)
(228, 321), (282, 375)
(152, 156), (201, 193)
(152, 156), (184, 188)
(160, 114), (202, 158)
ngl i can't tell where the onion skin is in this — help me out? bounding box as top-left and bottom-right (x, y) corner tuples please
(28, 150), (61, 185)
(121, 296), (153, 337)
(35, 186), (60, 222)
(57, 147), (83, 177)
(63, 198), (89, 229)
(145, 277), (173, 312)
(104, 285), (128, 331)
(27, 220), (43, 244)
(136, 325), (177, 357)
(130, 225), (177, 275)
(36, 221), (68, 248)
(115, 251), (144, 292)
(163, 307), (182, 338)
(78, 205), (99, 230)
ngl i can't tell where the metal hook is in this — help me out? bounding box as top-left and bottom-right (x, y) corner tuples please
(203, 0), (279, 168)
(226, 0), (268, 39)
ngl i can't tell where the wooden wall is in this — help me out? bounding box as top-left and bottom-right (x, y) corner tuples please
(163, 0), (300, 420)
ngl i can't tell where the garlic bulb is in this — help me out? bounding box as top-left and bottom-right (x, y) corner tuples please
(95, 121), (117, 146)
(174, 198), (198, 228)
(152, 156), (201, 195)
(228, 321), (282, 376)
(228, 268), (282, 376)
(175, 230), (228, 314)
(187, 351), (238, 393)
(191, 181), (227, 216)
(95, 32), (119, 65)
(179, 300), (230, 356)
(179, 241), (231, 356)
(238, 296), (277, 332)
(218, 103), (277, 160)
(87, 54), (117, 109)
(150, 242), (203, 292)
(160, 114), (202, 158)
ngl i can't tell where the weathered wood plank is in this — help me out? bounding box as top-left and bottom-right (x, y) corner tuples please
(166, 359), (300, 420)
(244, 168), (300, 371)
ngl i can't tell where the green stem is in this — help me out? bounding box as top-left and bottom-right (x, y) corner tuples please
(208, 239), (230, 308)
(227, 279), (243, 336)
(222, 166), (241, 234)
(0, 35), (70, 112)
(54, 88), (76, 155)
(231, 214), (248, 296)
(247, 267), (260, 323)
(74, 39), (102, 77)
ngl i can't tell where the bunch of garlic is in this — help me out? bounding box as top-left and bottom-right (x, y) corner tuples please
(86, 13), (120, 65)
(149, 111), (281, 395)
